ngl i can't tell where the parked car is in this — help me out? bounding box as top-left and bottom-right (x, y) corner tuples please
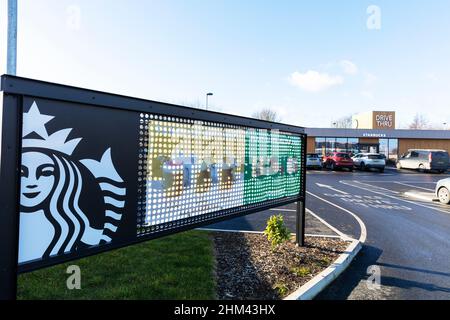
(396, 149), (449, 173)
(306, 153), (323, 170)
(323, 152), (354, 171)
(435, 178), (450, 204)
(352, 153), (386, 172)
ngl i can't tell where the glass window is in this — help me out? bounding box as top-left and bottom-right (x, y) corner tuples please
(347, 138), (359, 156)
(336, 138), (348, 153)
(379, 139), (389, 158)
(326, 138), (336, 154)
(315, 138), (326, 157)
(388, 139), (398, 162)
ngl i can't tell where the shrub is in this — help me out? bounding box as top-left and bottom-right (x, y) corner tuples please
(291, 266), (311, 277)
(264, 215), (291, 250)
(273, 282), (288, 297)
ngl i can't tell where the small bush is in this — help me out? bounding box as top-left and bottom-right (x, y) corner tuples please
(264, 215), (291, 250)
(273, 283), (288, 297)
(291, 266), (311, 277)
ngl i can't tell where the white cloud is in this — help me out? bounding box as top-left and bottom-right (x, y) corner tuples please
(340, 60), (358, 75)
(289, 70), (344, 93)
(364, 72), (377, 85)
(361, 90), (374, 99)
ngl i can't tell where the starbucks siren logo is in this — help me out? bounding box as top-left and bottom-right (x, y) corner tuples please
(19, 101), (126, 264)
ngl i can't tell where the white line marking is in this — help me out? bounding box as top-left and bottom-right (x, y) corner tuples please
(196, 228), (345, 239)
(269, 208), (355, 241)
(345, 180), (401, 194)
(306, 209), (353, 241)
(359, 181), (438, 184)
(269, 208), (354, 240)
(316, 183), (349, 195)
(307, 191), (367, 243)
(269, 208), (296, 212)
(404, 192), (437, 202)
(339, 180), (450, 215)
(394, 182), (435, 192)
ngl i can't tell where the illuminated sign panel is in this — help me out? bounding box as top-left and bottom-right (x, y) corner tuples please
(137, 114), (302, 235)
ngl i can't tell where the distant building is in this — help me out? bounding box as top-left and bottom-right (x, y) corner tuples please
(306, 111), (450, 161)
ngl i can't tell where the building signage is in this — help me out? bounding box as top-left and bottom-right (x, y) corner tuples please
(362, 133), (387, 138)
(373, 112), (395, 129)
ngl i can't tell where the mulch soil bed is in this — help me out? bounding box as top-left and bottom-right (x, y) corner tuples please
(212, 232), (349, 300)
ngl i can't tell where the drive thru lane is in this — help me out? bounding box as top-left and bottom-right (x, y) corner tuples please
(206, 168), (450, 299)
(309, 169), (450, 300)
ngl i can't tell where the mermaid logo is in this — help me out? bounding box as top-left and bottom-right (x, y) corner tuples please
(19, 101), (126, 264)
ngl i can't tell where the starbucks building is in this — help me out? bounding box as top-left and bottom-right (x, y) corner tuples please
(305, 111), (450, 162)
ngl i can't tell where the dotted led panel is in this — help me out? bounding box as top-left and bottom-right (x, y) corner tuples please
(137, 113), (302, 236)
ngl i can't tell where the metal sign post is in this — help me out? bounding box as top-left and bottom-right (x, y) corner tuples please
(7, 0), (18, 75)
(296, 135), (307, 247)
(0, 93), (22, 300)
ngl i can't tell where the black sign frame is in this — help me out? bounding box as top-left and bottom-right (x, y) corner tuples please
(0, 75), (307, 300)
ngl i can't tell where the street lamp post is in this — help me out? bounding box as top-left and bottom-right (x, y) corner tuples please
(206, 93), (213, 110)
(7, 0), (18, 75)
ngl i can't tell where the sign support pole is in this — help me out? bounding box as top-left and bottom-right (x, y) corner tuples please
(7, 0), (18, 75)
(295, 200), (305, 246)
(0, 94), (22, 300)
(296, 135), (307, 247)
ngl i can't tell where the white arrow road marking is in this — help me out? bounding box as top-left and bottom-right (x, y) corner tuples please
(316, 183), (349, 195)
(307, 191), (367, 243)
(339, 180), (450, 215)
(348, 180), (401, 194)
(394, 182), (435, 192)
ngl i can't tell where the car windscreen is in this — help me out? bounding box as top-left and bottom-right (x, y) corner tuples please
(368, 155), (384, 160)
(307, 154), (319, 158)
(336, 153), (350, 159)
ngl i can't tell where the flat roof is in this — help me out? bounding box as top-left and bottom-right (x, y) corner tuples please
(305, 128), (450, 140)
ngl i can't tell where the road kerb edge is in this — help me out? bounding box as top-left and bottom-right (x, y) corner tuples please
(284, 239), (362, 300)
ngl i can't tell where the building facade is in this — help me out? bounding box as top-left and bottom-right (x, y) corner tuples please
(305, 111), (450, 162)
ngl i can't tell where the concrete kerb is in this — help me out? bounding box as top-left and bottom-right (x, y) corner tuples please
(197, 227), (361, 301)
(284, 238), (362, 300)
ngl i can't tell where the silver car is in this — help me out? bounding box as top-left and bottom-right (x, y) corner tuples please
(306, 153), (323, 170)
(397, 149), (449, 173)
(436, 178), (450, 204)
(352, 153), (386, 172)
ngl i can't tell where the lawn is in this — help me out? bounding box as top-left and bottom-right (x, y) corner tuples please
(17, 231), (216, 300)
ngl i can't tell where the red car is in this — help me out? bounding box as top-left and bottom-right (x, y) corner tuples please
(323, 152), (354, 171)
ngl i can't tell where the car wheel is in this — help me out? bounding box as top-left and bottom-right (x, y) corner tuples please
(419, 164), (426, 173)
(396, 162), (402, 169)
(438, 187), (450, 204)
(330, 162), (336, 171)
(360, 162), (366, 171)
(379, 168), (385, 173)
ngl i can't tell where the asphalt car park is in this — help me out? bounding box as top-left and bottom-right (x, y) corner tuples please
(206, 167), (450, 300)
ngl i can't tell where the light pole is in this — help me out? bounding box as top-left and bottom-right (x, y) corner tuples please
(7, 0), (18, 75)
(206, 93), (213, 110)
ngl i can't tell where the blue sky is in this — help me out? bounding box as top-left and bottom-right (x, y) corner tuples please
(1, 0), (449, 128)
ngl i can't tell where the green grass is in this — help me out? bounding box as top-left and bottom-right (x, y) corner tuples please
(17, 231), (216, 300)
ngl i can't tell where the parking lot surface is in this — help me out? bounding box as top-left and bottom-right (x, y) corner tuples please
(206, 167), (450, 300)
